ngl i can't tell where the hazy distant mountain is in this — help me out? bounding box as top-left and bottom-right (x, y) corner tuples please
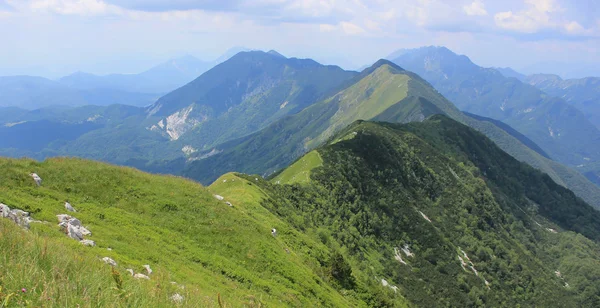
(389, 46), (600, 176)
(494, 67), (526, 81)
(59, 55), (213, 94)
(525, 73), (600, 125)
(0, 76), (158, 109)
(520, 61), (600, 79)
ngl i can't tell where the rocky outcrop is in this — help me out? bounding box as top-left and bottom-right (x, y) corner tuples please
(57, 214), (94, 246)
(1, 203), (41, 229)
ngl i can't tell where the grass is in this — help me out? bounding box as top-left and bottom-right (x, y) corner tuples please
(0, 218), (199, 307)
(0, 157), (359, 307)
(272, 151), (323, 185)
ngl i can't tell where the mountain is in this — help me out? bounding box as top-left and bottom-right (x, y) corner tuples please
(3, 55), (600, 209)
(389, 46), (600, 175)
(59, 55), (213, 94)
(181, 60), (600, 209)
(0, 51), (357, 173)
(494, 67), (526, 81)
(6, 114), (600, 305)
(525, 74), (600, 128)
(252, 116), (600, 306)
(0, 76), (159, 109)
(145, 50), (357, 147)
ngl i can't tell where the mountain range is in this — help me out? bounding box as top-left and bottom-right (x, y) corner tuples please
(0, 50), (245, 110)
(3, 115), (600, 306)
(2, 50), (600, 211)
(389, 46), (600, 185)
(4, 46), (600, 306)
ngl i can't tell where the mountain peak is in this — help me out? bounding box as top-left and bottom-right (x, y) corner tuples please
(267, 50), (286, 58)
(362, 59), (405, 74)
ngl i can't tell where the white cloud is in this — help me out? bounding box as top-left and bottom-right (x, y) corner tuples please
(463, 0), (487, 16)
(340, 21), (366, 35)
(564, 21), (584, 34)
(493, 0), (595, 36)
(28, 0), (123, 16)
(319, 23), (336, 32)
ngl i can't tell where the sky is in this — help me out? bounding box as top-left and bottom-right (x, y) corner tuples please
(0, 0), (598, 78)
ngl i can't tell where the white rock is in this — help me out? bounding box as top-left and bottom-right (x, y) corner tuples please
(57, 214), (71, 223)
(213, 195), (224, 201)
(143, 264), (152, 275)
(30, 173), (42, 186)
(67, 224), (83, 241)
(225, 201), (233, 207)
(8, 209), (31, 229)
(381, 279), (389, 287)
(394, 248), (407, 265)
(0, 203), (10, 218)
(271, 228), (277, 237)
(65, 202), (76, 212)
(80, 226), (92, 236)
(80, 240), (96, 247)
(68, 218), (82, 227)
(126, 269), (134, 276)
(134, 273), (150, 280)
(102, 257), (117, 267)
(171, 293), (184, 303)
(419, 211), (432, 223)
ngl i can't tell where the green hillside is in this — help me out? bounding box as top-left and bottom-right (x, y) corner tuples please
(238, 117), (600, 306)
(182, 61), (600, 209)
(0, 157), (385, 307)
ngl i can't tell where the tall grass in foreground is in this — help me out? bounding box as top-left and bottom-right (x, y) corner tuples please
(0, 219), (218, 307)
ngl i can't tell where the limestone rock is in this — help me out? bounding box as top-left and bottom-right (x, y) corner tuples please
(102, 257), (117, 267)
(134, 273), (150, 280)
(143, 264), (152, 275)
(65, 202), (76, 212)
(171, 293), (184, 303)
(30, 173), (42, 186)
(0, 203), (10, 218)
(67, 224), (83, 241)
(80, 240), (96, 247)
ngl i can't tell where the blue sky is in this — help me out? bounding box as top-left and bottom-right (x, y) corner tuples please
(0, 0), (598, 78)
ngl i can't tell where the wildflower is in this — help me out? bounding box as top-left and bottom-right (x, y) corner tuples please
(21, 288), (27, 293)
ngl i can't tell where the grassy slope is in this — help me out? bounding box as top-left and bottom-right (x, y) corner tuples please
(272, 151), (323, 185)
(0, 157), (361, 307)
